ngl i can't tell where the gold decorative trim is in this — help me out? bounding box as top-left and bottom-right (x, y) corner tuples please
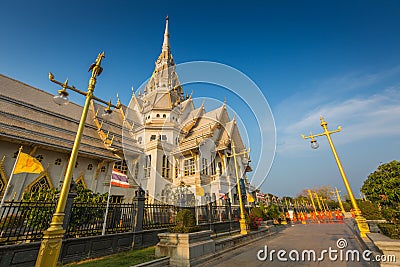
(25, 169), (54, 193)
(90, 101), (117, 151)
(76, 173), (87, 189)
(0, 156), (9, 196)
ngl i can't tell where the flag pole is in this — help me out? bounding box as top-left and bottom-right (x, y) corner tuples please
(0, 146), (23, 210)
(102, 176), (112, 236)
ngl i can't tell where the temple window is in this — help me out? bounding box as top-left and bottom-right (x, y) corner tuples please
(113, 160), (128, 175)
(55, 158), (62, 166)
(162, 155), (170, 180)
(30, 176), (50, 192)
(144, 155), (151, 178)
(35, 155), (44, 162)
(201, 158), (208, 175)
(184, 158), (195, 176)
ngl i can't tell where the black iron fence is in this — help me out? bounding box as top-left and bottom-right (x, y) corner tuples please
(143, 203), (177, 230)
(65, 202), (136, 238)
(0, 194), (235, 245)
(0, 200), (57, 244)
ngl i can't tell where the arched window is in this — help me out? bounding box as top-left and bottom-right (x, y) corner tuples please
(163, 114), (166, 118)
(26, 171), (54, 193)
(201, 158), (208, 175)
(113, 160), (128, 174)
(30, 177), (50, 192)
(162, 155), (170, 180)
(175, 162), (179, 179)
(144, 155), (151, 178)
(184, 158), (195, 176)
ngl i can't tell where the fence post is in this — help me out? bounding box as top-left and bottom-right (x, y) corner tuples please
(208, 201), (214, 224)
(133, 187), (146, 232)
(62, 180), (77, 232)
(226, 197), (232, 221)
(132, 187), (146, 249)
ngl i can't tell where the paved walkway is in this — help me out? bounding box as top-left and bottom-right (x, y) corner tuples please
(198, 223), (380, 267)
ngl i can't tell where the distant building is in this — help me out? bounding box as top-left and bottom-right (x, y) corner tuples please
(0, 17), (252, 205)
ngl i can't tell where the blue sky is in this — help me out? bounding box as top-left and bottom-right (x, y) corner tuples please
(1, 0), (399, 197)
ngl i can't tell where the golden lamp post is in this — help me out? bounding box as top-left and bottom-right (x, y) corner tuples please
(227, 139), (250, 235)
(35, 52), (121, 267)
(320, 196), (328, 212)
(308, 189), (317, 211)
(301, 116), (370, 237)
(334, 187), (346, 214)
(314, 192), (323, 211)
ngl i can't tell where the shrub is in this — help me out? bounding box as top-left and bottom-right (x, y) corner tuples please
(342, 202), (352, 212)
(378, 223), (400, 239)
(247, 207), (264, 230)
(381, 207), (400, 224)
(357, 200), (384, 220)
(264, 204), (283, 220)
(0, 215), (25, 228)
(168, 209), (200, 233)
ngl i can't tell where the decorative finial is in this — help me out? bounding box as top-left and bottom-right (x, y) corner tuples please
(116, 93), (121, 108)
(88, 52), (105, 77)
(162, 16), (170, 52)
(320, 116), (327, 126)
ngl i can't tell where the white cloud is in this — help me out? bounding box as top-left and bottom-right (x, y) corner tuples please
(276, 88), (400, 154)
(313, 65), (400, 93)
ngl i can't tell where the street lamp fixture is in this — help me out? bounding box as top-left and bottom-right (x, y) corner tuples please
(101, 99), (114, 119)
(310, 136), (319, 149)
(52, 77), (70, 105)
(36, 52), (121, 267)
(301, 116), (370, 237)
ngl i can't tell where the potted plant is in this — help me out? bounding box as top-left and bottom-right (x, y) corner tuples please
(156, 209), (215, 266)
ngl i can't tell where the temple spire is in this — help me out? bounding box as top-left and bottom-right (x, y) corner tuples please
(162, 16), (170, 52)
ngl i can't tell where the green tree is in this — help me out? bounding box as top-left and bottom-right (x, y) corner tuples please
(361, 160), (400, 208)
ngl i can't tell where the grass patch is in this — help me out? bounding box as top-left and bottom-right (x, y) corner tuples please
(61, 246), (158, 267)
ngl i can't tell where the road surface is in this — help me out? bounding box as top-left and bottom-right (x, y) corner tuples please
(198, 223), (381, 267)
